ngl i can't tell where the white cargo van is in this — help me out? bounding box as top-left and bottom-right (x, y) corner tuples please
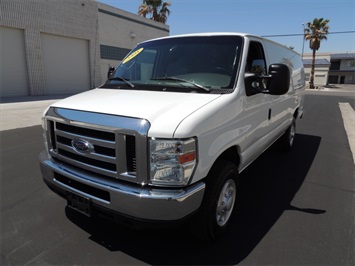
(40, 33), (305, 240)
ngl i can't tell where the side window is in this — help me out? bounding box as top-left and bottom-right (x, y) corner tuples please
(245, 42), (267, 96)
(246, 41), (266, 74)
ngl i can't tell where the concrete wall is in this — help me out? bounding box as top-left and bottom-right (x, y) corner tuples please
(0, 0), (169, 97)
(97, 2), (169, 83)
(304, 65), (330, 86)
(0, 0), (100, 96)
(303, 53), (331, 86)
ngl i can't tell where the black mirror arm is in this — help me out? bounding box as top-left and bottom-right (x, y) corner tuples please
(258, 74), (273, 93)
(256, 88), (270, 94)
(244, 72), (272, 94)
(244, 72), (272, 80)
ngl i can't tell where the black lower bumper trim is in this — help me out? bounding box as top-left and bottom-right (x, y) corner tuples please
(43, 179), (194, 229)
(54, 172), (110, 202)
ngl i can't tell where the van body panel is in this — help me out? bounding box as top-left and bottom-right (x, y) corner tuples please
(51, 88), (222, 138)
(39, 32), (305, 230)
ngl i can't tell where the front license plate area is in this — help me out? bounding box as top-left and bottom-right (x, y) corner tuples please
(66, 191), (91, 217)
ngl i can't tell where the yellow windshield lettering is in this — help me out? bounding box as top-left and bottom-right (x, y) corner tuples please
(122, 48), (144, 64)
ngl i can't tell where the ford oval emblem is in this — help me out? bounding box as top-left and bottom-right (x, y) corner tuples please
(71, 138), (94, 154)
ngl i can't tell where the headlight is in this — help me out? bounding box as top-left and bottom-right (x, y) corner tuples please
(150, 138), (197, 187)
(42, 117), (49, 153)
(41, 117), (52, 159)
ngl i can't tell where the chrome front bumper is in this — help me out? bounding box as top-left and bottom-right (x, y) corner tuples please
(39, 151), (205, 221)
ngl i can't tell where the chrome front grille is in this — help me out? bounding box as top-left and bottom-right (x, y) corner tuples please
(45, 108), (150, 184)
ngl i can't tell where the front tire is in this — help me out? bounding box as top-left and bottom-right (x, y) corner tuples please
(190, 160), (238, 241)
(278, 118), (296, 152)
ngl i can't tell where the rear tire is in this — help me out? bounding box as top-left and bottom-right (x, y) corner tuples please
(190, 160), (238, 241)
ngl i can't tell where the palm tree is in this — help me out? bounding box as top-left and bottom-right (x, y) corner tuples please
(304, 18), (330, 89)
(138, 0), (171, 24)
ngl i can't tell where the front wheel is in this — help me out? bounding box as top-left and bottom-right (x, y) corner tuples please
(190, 160), (238, 241)
(278, 118), (296, 152)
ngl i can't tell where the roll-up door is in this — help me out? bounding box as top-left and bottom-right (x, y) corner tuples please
(0, 26), (29, 97)
(41, 33), (90, 95)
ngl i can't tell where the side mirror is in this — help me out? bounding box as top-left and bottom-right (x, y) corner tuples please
(107, 66), (115, 79)
(268, 64), (290, 95)
(244, 72), (266, 96)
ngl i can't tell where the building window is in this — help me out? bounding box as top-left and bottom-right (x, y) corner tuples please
(330, 60), (341, 70)
(100, 45), (131, 60)
(347, 60), (355, 67)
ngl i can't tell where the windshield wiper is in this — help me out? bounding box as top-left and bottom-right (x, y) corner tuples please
(108, 76), (135, 88)
(151, 77), (211, 92)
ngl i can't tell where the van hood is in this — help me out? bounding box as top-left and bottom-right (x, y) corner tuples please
(51, 88), (222, 137)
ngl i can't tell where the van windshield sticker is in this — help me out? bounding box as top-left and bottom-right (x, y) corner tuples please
(122, 48), (144, 64)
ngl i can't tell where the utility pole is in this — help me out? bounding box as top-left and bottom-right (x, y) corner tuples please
(301, 23), (305, 59)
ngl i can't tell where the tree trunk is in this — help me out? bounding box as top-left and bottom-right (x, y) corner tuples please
(152, 8), (159, 21)
(309, 49), (316, 89)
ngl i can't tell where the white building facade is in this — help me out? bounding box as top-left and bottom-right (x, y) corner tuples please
(0, 0), (169, 98)
(328, 53), (355, 84)
(303, 52), (355, 86)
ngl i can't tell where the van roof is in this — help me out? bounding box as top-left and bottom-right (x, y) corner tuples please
(141, 32), (261, 43)
(139, 32), (300, 55)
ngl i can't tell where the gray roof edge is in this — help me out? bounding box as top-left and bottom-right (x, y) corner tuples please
(303, 58), (331, 65)
(331, 53), (355, 59)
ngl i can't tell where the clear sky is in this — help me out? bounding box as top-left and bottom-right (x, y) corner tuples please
(98, 0), (355, 54)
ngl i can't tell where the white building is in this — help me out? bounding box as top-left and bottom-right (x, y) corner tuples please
(302, 52), (331, 87)
(303, 52), (355, 86)
(0, 0), (169, 98)
(328, 53), (355, 84)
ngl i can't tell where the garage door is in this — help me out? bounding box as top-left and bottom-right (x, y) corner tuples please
(41, 33), (90, 95)
(0, 26), (29, 97)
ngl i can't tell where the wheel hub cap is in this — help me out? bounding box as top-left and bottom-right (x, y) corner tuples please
(216, 179), (236, 227)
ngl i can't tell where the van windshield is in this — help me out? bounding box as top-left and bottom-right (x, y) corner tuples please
(102, 35), (243, 93)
